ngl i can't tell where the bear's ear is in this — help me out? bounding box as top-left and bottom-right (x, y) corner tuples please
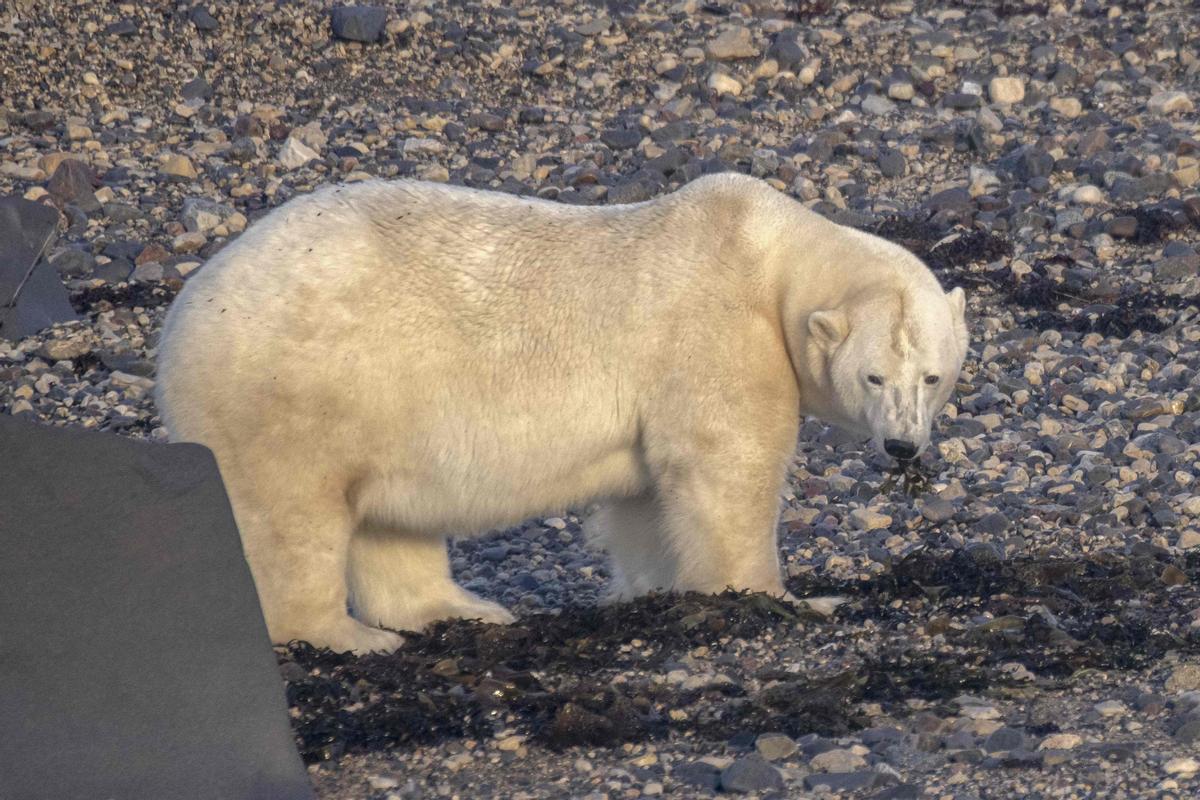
(946, 287), (966, 322)
(807, 309), (848, 350)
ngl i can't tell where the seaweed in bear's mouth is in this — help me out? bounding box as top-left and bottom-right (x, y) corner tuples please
(880, 458), (932, 497)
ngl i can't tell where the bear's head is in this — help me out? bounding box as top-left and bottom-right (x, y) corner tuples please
(804, 284), (968, 461)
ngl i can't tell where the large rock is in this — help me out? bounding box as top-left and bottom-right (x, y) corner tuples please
(331, 5), (387, 43)
(0, 417), (314, 800)
(0, 196), (78, 341)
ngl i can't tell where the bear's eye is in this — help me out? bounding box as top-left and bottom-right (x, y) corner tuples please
(867, 375), (883, 386)
(924, 375), (940, 385)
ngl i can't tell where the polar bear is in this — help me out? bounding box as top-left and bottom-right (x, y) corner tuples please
(155, 173), (968, 654)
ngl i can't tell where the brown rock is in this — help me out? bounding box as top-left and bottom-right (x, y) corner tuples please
(136, 243), (171, 265)
(46, 159), (99, 211)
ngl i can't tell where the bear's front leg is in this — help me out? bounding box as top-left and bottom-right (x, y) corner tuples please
(649, 424), (796, 599)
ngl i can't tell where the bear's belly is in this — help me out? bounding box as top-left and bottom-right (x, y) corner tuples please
(351, 440), (647, 536)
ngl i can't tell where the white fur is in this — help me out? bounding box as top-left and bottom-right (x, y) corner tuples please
(155, 174), (968, 654)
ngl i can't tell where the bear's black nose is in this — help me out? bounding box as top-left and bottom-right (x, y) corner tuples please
(884, 439), (918, 461)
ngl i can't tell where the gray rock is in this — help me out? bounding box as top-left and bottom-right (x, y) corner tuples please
(1154, 254), (1200, 280)
(95, 258), (133, 284)
(104, 18), (137, 36)
(0, 416), (315, 800)
(878, 148), (906, 178)
(131, 262), (164, 283)
(181, 198), (234, 233)
(862, 95), (896, 116)
(330, 6), (387, 43)
(768, 31), (807, 70)
(189, 6), (219, 31)
(102, 202), (143, 223)
(601, 129), (641, 150)
(975, 513), (1010, 536)
(984, 727), (1025, 753)
(181, 76), (212, 101)
(1173, 717), (1200, 744)
(920, 498), (955, 523)
(228, 137), (257, 163)
(805, 771), (879, 791)
(608, 179), (656, 205)
(674, 761), (720, 790)
(50, 249), (95, 277)
(945, 92), (981, 109)
(1107, 216), (1138, 238)
(720, 755), (784, 793)
(873, 785), (920, 800)
(0, 196), (77, 340)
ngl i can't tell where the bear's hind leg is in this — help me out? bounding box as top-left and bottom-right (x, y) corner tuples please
(347, 523), (515, 631)
(584, 493), (677, 602)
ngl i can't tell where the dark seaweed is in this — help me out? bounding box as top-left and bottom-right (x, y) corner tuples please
(283, 549), (1200, 762)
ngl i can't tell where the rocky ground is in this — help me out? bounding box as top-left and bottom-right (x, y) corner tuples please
(4, 0), (1200, 797)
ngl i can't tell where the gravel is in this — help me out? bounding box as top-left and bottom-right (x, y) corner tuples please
(4, 0), (1200, 797)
